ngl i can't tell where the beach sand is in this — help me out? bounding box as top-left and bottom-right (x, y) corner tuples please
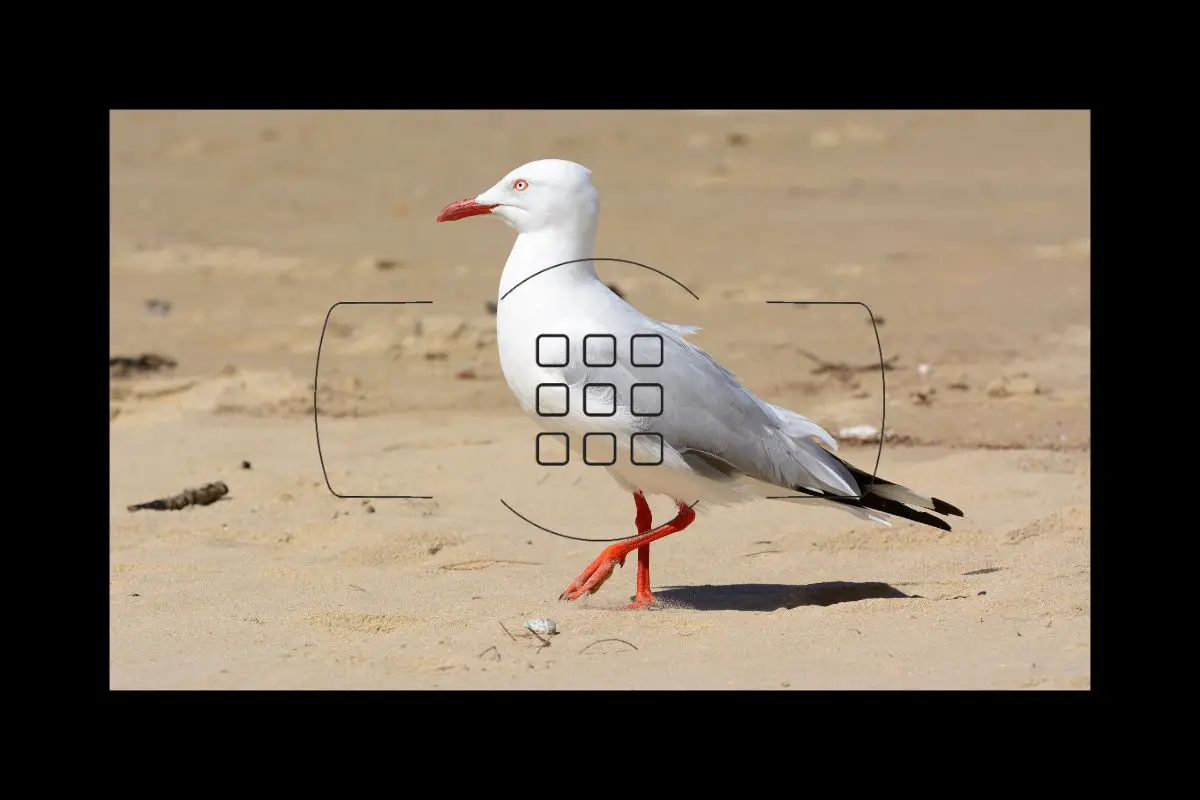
(110, 110), (1090, 689)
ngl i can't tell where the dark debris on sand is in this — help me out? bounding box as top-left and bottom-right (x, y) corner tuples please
(110, 353), (177, 378)
(127, 481), (229, 512)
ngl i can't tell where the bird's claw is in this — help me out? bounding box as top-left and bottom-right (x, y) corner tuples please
(559, 545), (625, 601)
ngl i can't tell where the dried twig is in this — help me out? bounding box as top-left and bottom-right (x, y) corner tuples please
(798, 349), (898, 381)
(498, 621), (518, 643)
(127, 481), (229, 512)
(579, 638), (639, 655)
(440, 559), (542, 571)
(527, 629), (552, 652)
(478, 645), (500, 661)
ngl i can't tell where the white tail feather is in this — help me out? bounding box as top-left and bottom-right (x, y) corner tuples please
(868, 482), (937, 512)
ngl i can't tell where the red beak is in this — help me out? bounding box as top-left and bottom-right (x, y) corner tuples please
(436, 198), (498, 223)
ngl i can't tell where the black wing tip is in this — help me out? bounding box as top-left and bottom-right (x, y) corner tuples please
(798, 486), (956, 532)
(907, 508), (954, 532)
(932, 497), (965, 517)
(835, 457), (964, 519)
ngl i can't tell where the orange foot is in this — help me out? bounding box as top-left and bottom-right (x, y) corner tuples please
(626, 543), (656, 609)
(626, 591), (657, 610)
(560, 500), (696, 607)
(559, 545), (627, 601)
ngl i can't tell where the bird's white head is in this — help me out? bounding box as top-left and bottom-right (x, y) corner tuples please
(436, 158), (599, 235)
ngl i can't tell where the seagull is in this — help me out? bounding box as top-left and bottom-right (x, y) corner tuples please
(437, 158), (964, 609)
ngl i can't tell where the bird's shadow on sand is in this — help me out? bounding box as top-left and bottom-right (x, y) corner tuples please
(654, 581), (916, 612)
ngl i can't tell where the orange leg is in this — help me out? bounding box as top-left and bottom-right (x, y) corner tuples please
(559, 497), (696, 608)
(632, 492), (655, 609)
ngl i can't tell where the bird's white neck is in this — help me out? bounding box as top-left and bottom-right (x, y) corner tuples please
(497, 225), (599, 300)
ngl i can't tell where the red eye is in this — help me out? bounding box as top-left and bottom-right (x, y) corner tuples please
(513, 179), (529, 192)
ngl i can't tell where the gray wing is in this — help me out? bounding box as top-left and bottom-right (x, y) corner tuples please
(561, 318), (862, 498)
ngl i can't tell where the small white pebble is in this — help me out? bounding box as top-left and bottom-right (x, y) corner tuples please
(525, 618), (558, 637)
(837, 424), (880, 442)
(917, 363), (932, 376)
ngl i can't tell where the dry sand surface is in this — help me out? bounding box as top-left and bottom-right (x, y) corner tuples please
(110, 110), (1090, 689)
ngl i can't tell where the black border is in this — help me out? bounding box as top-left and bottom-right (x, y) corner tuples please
(630, 333), (665, 367)
(535, 432), (570, 466)
(314, 301), (434, 499)
(762, 301), (887, 501)
(535, 382), (570, 417)
(500, 258), (699, 303)
(630, 382), (664, 417)
(498, 256), (703, 545)
(583, 382), (618, 417)
(630, 432), (665, 466)
(535, 333), (569, 368)
(583, 333), (618, 367)
(582, 432), (618, 466)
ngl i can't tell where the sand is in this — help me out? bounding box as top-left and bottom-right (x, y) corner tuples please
(109, 110), (1090, 689)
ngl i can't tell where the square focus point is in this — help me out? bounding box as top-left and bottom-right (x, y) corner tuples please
(583, 383), (617, 416)
(583, 432), (617, 466)
(630, 333), (664, 367)
(630, 432), (664, 466)
(536, 432), (570, 466)
(583, 334), (617, 367)
(630, 383), (663, 416)
(536, 334), (570, 367)
(535, 383), (569, 417)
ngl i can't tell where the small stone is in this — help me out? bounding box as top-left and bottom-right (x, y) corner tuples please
(241, 460), (252, 470)
(525, 618), (558, 637)
(837, 424), (881, 442)
(986, 379), (1010, 398)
